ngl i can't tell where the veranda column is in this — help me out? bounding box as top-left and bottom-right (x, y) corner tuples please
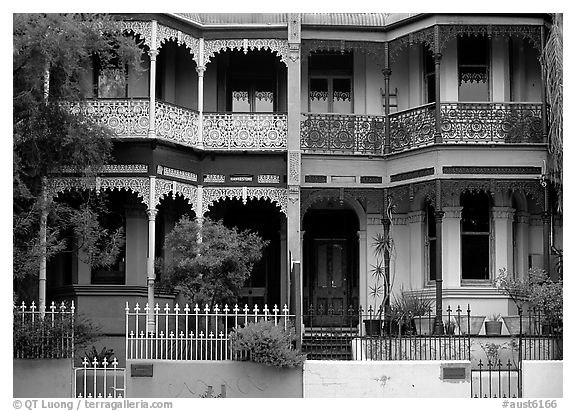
(542, 184), (552, 279)
(515, 212), (530, 280)
(383, 42), (391, 154)
(146, 176), (158, 331)
(441, 206), (463, 288)
(148, 20), (158, 139)
(357, 229), (367, 308)
(287, 13), (302, 348)
(196, 38), (205, 149)
(280, 219), (288, 307)
(433, 26), (443, 144)
(493, 207), (515, 276)
(433, 179), (444, 334)
(408, 211), (426, 289)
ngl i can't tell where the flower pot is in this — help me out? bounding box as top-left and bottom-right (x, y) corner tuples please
(444, 321), (456, 335)
(502, 316), (535, 335)
(413, 316), (435, 335)
(363, 319), (383, 336)
(484, 320), (503, 336)
(455, 315), (486, 335)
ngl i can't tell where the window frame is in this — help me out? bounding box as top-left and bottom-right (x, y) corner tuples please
(457, 35), (491, 102)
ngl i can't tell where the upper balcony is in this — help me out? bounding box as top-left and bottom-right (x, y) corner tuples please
(72, 17), (548, 155)
(70, 98), (287, 151)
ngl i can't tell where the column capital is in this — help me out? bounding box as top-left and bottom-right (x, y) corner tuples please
(381, 68), (392, 78)
(492, 206), (515, 220)
(516, 211), (530, 224)
(441, 206), (461, 220)
(433, 52), (443, 63)
(434, 210), (446, 222)
(148, 49), (159, 60)
(146, 208), (158, 220)
(196, 65), (206, 76)
(408, 210), (426, 224)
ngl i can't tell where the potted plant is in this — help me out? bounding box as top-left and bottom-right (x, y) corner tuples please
(365, 230), (396, 336)
(495, 268), (562, 335)
(389, 291), (432, 336)
(444, 318), (457, 335)
(484, 313), (503, 336)
(454, 311), (486, 336)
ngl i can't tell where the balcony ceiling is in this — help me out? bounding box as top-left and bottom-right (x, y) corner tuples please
(173, 13), (420, 27)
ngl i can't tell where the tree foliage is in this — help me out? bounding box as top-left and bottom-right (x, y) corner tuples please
(13, 14), (143, 293)
(542, 13), (563, 212)
(161, 217), (268, 306)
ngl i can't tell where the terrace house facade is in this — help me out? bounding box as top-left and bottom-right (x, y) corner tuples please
(44, 13), (561, 352)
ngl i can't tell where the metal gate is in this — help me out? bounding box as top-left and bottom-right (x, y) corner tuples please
(73, 357), (126, 398)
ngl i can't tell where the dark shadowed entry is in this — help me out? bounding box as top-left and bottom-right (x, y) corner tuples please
(303, 208), (359, 326)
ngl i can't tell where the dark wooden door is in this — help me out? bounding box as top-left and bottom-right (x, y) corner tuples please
(310, 239), (349, 326)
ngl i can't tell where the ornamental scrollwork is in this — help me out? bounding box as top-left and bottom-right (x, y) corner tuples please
(302, 39), (385, 67)
(67, 99), (150, 137)
(246, 188), (288, 215)
(288, 151), (301, 186)
(204, 38), (290, 67)
(389, 103), (435, 153)
(48, 176), (150, 207)
(155, 101), (199, 147)
(438, 24), (542, 53)
(120, 20), (153, 49)
(494, 180), (544, 210)
(202, 187), (244, 215)
(203, 113), (287, 151)
(154, 178), (198, 208)
(156, 23), (201, 61)
(389, 27), (435, 63)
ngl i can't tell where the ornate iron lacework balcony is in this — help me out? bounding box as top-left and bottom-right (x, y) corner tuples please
(440, 102), (545, 143)
(203, 112), (287, 151)
(389, 103), (436, 153)
(301, 113), (384, 155)
(67, 99), (287, 151)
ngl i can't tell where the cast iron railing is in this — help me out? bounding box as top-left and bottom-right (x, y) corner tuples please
(301, 113), (384, 155)
(389, 103), (436, 152)
(440, 102), (544, 143)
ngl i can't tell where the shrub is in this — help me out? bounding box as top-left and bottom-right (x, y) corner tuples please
(230, 321), (306, 368)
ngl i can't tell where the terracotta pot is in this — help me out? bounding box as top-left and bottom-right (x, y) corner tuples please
(502, 316), (535, 335)
(413, 316), (435, 335)
(456, 315), (486, 335)
(484, 320), (503, 336)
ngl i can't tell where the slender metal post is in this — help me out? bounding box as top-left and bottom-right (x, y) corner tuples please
(148, 21), (158, 139)
(433, 180), (444, 334)
(433, 26), (443, 144)
(383, 42), (391, 155)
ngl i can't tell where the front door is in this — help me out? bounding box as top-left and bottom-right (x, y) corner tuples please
(309, 239), (349, 326)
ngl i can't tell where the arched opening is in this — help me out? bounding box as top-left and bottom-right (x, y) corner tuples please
(207, 198), (283, 306)
(302, 200), (360, 326)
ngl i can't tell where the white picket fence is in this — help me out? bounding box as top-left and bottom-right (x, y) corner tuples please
(125, 302), (293, 361)
(74, 357), (126, 398)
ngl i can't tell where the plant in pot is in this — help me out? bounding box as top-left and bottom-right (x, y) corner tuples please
(484, 313), (503, 336)
(366, 226), (396, 336)
(495, 268), (562, 335)
(392, 291), (433, 336)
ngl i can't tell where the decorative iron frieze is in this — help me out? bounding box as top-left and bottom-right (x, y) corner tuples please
(440, 102), (544, 143)
(300, 188), (367, 216)
(389, 26), (435, 63)
(390, 167), (435, 183)
(494, 180), (545, 210)
(203, 38), (290, 66)
(157, 166), (198, 182)
(203, 113), (287, 151)
(53, 164), (148, 175)
(301, 113), (384, 155)
(412, 180), (437, 207)
(304, 175), (327, 183)
(438, 24), (542, 53)
(156, 23), (201, 63)
(389, 103), (436, 152)
(302, 40), (385, 67)
(443, 166), (542, 175)
(120, 20), (153, 49)
(387, 185), (410, 210)
(202, 187), (287, 215)
(154, 178), (197, 208)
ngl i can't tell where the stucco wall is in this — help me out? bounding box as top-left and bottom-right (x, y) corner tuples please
(126, 360), (303, 398)
(303, 360), (470, 397)
(14, 359), (73, 398)
(522, 360), (563, 398)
